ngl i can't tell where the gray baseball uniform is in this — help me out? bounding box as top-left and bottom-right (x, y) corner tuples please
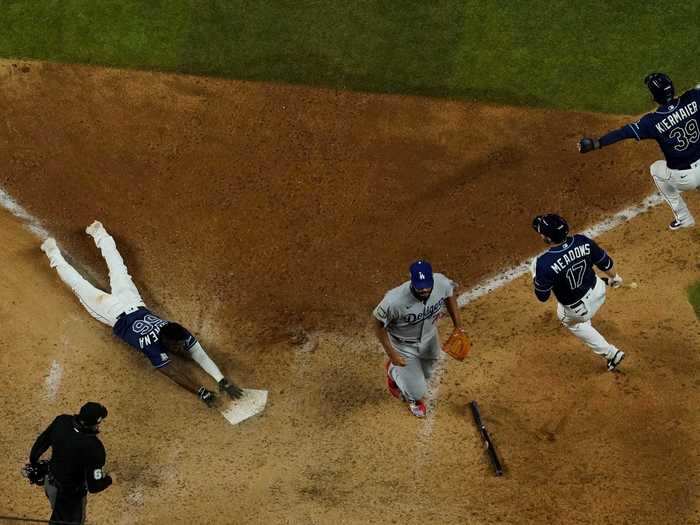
(373, 273), (456, 401)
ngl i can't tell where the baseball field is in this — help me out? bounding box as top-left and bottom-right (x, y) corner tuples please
(1, 3), (699, 525)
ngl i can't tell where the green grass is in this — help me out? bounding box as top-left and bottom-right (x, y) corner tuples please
(1, 1), (699, 113)
(689, 281), (700, 319)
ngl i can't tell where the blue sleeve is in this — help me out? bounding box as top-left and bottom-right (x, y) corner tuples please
(590, 239), (614, 271)
(534, 287), (551, 302)
(533, 260), (553, 302)
(599, 123), (642, 146)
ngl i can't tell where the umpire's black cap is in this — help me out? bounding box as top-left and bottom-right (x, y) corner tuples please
(78, 402), (108, 426)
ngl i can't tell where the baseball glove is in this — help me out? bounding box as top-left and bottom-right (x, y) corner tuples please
(578, 137), (600, 153)
(442, 328), (471, 361)
(22, 460), (49, 486)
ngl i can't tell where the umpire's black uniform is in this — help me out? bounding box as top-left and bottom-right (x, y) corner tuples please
(29, 402), (112, 525)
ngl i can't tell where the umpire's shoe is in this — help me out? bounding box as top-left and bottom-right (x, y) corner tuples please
(607, 350), (625, 372)
(218, 378), (244, 400)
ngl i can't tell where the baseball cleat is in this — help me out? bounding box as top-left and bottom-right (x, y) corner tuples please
(85, 220), (105, 237)
(40, 237), (58, 255)
(384, 361), (403, 400)
(218, 377), (244, 400)
(408, 400), (427, 418)
(668, 218), (695, 230)
(607, 350), (625, 371)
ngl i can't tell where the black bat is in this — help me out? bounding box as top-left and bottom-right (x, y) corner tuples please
(469, 400), (504, 476)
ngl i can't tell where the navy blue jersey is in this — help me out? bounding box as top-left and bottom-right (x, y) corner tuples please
(533, 234), (613, 305)
(112, 308), (197, 368)
(600, 87), (700, 169)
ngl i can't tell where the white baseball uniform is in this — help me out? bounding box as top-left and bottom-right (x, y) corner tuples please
(41, 223), (227, 382)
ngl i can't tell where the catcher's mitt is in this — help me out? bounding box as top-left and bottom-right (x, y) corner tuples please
(22, 460), (49, 486)
(442, 328), (471, 361)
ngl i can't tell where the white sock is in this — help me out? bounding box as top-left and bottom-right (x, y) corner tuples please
(189, 342), (224, 383)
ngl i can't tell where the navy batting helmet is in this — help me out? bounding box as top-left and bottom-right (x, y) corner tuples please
(644, 73), (675, 104)
(532, 214), (569, 243)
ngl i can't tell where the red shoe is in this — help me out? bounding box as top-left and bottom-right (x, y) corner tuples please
(408, 400), (427, 418)
(384, 361), (402, 399)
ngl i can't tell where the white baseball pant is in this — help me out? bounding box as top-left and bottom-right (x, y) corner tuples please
(650, 159), (700, 224)
(43, 226), (144, 327)
(557, 276), (619, 360)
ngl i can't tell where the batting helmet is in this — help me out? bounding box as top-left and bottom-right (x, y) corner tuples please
(644, 73), (675, 104)
(532, 214), (569, 244)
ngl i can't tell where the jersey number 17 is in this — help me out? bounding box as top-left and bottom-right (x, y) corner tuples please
(565, 260), (587, 290)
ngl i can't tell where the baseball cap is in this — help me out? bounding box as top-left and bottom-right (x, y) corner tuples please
(78, 402), (108, 426)
(410, 260), (434, 289)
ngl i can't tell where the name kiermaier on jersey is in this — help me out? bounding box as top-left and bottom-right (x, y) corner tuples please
(655, 101), (699, 133)
(549, 244), (591, 274)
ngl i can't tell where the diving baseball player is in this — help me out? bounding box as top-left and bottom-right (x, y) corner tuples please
(40, 221), (243, 407)
(579, 73), (700, 230)
(531, 214), (625, 371)
(373, 260), (462, 418)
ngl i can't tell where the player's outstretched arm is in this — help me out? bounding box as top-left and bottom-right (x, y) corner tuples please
(157, 359), (217, 406)
(373, 318), (406, 367)
(579, 124), (641, 153)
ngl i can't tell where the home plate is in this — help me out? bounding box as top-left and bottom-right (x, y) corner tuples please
(220, 389), (268, 425)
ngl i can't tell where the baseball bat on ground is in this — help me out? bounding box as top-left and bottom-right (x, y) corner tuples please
(469, 400), (504, 476)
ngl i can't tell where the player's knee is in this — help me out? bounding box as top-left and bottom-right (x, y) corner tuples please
(650, 160), (667, 179)
(402, 378), (427, 401)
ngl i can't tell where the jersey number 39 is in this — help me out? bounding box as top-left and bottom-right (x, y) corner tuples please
(670, 118), (699, 152)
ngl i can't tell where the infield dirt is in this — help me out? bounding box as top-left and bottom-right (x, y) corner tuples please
(1, 59), (698, 524)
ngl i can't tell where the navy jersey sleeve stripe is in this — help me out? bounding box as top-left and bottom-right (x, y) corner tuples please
(628, 123), (641, 140)
(534, 289), (550, 302)
(597, 257), (613, 271)
(534, 282), (553, 292)
(599, 124), (639, 147)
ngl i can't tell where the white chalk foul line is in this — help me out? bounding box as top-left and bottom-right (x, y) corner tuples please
(418, 192), (664, 442)
(0, 186), (49, 239)
(0, 185), (55, 398)
(44, 359), (63, 402)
